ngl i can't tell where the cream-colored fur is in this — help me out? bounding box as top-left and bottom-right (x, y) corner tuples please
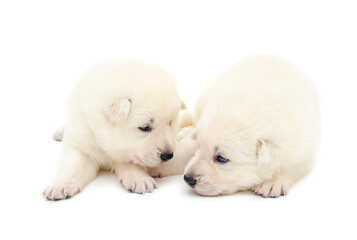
(148, 125), (198, 178)
(43, 60), (184, 200)
(184, 56), (320, 197)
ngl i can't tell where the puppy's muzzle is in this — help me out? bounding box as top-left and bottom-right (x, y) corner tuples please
(184, 175), (196, 188)
(160, 152), (174, 161)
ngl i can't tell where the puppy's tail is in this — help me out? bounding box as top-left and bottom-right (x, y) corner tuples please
(179, 111), (193, 129)
(52, 125), (65, 142)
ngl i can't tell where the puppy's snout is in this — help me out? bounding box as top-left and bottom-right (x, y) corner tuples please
(184, 175), (196, 188)
(160, 152), (174, 161)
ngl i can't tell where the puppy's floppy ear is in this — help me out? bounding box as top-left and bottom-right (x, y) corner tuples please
(256, 139), (280, 168)
(181, 100), (187, 110)
(104, 98), (132, 122)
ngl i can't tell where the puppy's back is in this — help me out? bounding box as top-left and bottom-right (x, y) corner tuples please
(195, 55), (319, 126)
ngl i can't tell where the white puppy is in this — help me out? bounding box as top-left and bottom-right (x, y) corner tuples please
(184, 56), (320, 197)
(43, 60), (184, 200)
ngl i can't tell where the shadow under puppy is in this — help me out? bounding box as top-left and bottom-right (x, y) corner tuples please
(183, 56), (320, 197)
(43, 60), (185, 200)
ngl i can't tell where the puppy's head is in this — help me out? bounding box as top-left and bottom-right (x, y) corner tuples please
(102, 73), (185, 167)
(184, 108), (280, 196)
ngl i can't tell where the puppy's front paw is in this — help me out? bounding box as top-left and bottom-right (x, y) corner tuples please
(119, 174), (157, 194)
(42, 182), (81, 201)
(253, 179), (289, 198)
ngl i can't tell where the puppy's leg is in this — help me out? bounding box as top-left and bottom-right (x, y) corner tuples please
(253, 173), (293, 198)
(148, 126), (198, 178)
(43, 145), (98, 200)
(115, 163), (157, 194)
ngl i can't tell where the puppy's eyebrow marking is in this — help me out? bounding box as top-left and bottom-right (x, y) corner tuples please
(214, 146), (219, 152)
(149, 119), (154, 124)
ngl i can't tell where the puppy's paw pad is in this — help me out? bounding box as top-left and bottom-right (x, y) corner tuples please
(253, 180), (289, 198)
(42, 182), (81, 201)
(120, 175), (157, 194)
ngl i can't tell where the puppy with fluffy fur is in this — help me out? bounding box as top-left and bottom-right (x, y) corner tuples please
(43, 60), (185, 200)
(184, 56), (320, 197)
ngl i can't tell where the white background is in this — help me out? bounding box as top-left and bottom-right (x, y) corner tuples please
(0, 0), (356, 239)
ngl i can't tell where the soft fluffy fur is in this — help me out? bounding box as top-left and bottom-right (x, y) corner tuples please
(184, 56), (320, 197)
(43, 60), (185, 200)
(148, 111), (198, 177)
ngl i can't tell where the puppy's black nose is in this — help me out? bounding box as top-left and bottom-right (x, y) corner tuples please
(160, 152), (174, 161)
(184, 175), (196, 187)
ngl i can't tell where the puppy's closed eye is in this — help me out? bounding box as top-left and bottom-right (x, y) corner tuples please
(139, 125), (152, 132)
(215, 155), (229, 163)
